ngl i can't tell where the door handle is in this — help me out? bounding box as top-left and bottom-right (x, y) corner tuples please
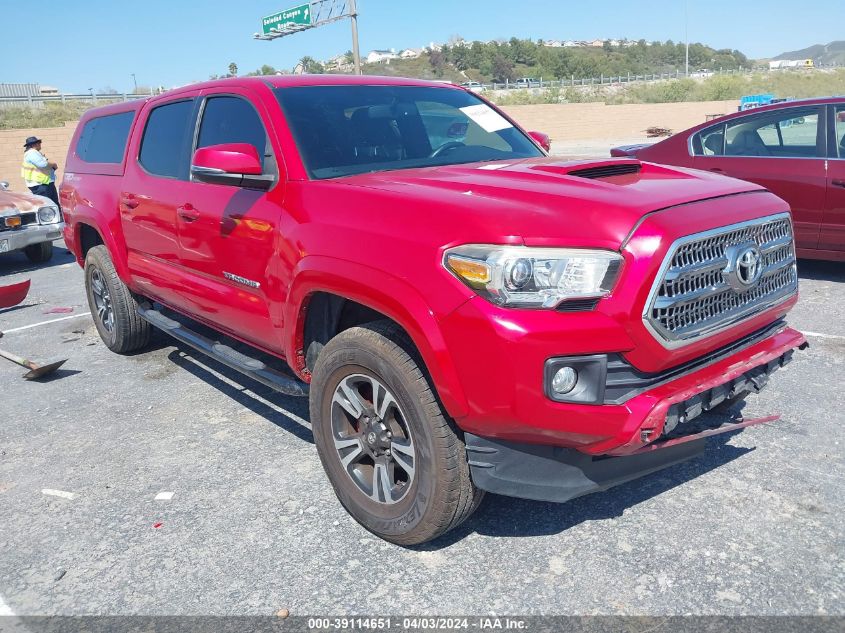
(177, 203), (199, 222)
(709, 167), (724, 173)
(833, 179), (845, 188)
(120, 194), (139, 209)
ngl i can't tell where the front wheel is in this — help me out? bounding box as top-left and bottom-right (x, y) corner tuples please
(309, 320), (482, 545)
(84, 245), (151, 354)
(24, 241), (53, 263)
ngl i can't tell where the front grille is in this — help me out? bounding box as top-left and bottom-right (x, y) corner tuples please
(644, 213), (797, 347)
(0, 212), (37, 232)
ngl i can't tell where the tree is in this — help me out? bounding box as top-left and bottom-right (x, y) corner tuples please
(247, 64), (278, 76)
(491, 54), (515, 82)
(298, 56), (324, 73)
(429, 50), (446, 76)
(228, 62), (238, 77)
(344, 50), (355, 64)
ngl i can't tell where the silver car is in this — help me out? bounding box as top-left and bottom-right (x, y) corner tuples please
(0, 181), (64, 263)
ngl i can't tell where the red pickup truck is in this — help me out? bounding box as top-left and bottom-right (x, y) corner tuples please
(61, 76), (806, 545)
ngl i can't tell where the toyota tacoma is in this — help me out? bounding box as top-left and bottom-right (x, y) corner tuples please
(60, 76), (806, 545)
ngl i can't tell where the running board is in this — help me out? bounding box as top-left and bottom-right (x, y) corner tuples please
(137, 305), (309, 397)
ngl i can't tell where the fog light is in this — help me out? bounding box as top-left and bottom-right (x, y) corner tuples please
(552, 366), (578, 394)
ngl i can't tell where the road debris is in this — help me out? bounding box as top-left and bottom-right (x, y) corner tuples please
(645, 126), (672, 137)
(0, 279), (31, 310)
(154, 491), (174, 501)
(41, 489), (75, 500)
(0, 342), (67, 380)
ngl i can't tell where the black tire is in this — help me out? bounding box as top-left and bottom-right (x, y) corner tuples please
(84, 245), (151, 354)
(310, 320), (482, 546)
(24, 241), (53, 263)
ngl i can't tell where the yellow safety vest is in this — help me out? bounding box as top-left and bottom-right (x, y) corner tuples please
(21, 156), (52, 185)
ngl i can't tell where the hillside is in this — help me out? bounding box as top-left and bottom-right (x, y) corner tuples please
(774, 40), (845, 65)
(339, 38), (750, 84)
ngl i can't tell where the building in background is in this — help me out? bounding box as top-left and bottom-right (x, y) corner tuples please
(366, 49), (399, 64)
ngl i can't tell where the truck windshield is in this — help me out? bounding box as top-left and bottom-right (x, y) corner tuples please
(274, 85), (543, 179)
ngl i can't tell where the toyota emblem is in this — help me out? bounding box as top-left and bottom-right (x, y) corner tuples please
(723, 243), (763, 291)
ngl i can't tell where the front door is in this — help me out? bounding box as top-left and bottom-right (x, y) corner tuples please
(822, 104), (845, 254)
(693, 106), (827, 253)
(174, 89), (285, 351)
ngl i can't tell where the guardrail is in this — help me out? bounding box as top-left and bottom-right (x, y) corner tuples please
(482, 65), (845, 90)
(0, 92), (153, 109)
(0, 64), (841, 108)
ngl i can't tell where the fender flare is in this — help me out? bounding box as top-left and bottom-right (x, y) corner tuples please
(69, 210), (132, 282)
(285, 255), (470, 420)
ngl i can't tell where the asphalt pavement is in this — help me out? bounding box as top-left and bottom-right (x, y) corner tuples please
(0, 242), (843, 616)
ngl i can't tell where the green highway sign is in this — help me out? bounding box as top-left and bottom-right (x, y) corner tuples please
(262, 4), (312, 34)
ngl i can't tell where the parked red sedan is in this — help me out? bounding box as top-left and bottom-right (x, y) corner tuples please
(612, 97), (845, 261)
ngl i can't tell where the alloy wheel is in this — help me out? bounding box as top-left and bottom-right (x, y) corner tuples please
(330, 373), (416, 504)
(90, 268), (114, 333)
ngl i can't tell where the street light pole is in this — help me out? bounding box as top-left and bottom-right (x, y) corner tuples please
(131, 73), (137, 93)
(685, 0), (689, 77)
(349, 0), (361, 75)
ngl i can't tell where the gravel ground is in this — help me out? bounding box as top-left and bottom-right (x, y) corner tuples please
(0, 243), (843, 617)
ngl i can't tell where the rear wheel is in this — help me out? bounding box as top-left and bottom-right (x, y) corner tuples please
(310, 320), (482, 545)
(84, 245), (151, 354)
(24, 241), (53, 263)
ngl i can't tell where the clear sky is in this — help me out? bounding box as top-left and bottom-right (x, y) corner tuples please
(1, 0), (839, 93)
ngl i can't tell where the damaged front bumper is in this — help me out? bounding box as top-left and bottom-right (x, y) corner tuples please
(465, 326), (807, 504)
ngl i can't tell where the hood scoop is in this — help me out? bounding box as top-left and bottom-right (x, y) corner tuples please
(528, 159), (643, 181)
(567, 162), (642, 180)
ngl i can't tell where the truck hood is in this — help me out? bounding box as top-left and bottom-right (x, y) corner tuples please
(339, 158), (764, 249)
(0, 190), (53, 216)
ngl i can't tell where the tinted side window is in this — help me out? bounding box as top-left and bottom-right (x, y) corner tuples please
(692, 123), (726, 156)
(197, 96), (267, 169)
(836, 105), (845, 158)
(139, 100), (195, 178)
(724, 108), (821, 158)
(76, 111), (135, 163)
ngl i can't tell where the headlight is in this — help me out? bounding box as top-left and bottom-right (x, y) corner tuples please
(37, 205), (60, 224)
(444, 245), (622, 308)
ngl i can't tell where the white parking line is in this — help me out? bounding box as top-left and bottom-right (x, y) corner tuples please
(0, 593), (14, 616)
(803, 331), (845, 341)
(1, 312), (91, 334)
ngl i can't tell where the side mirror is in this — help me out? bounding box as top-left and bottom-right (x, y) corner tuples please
(528, 131), (551, 153)
(190, 143), (273, 190)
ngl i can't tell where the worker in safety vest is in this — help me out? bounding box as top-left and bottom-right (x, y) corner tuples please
(21, 136), (60, 207)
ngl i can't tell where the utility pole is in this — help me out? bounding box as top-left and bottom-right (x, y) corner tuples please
(349, 0), (361, 75)
(131, 73), (137, 93)
(684, 0), (689, 77)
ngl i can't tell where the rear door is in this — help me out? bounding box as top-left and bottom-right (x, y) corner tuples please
(121, 96), (198, 307)
(822, 103), (845, 254)
(174, 87), (284, 350)
(692, 106), (827, 252)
